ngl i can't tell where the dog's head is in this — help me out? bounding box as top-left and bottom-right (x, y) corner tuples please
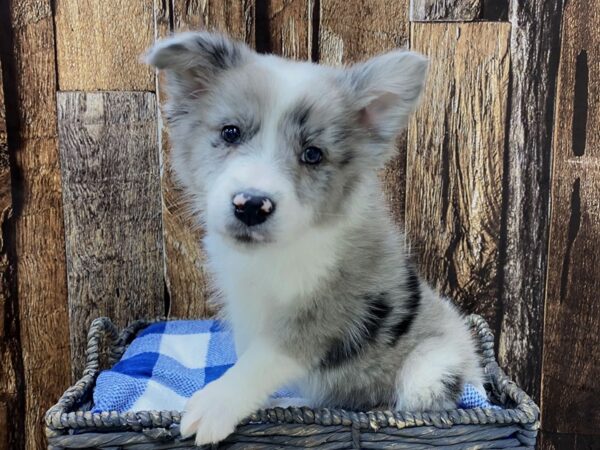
(147, 32), (427, 247)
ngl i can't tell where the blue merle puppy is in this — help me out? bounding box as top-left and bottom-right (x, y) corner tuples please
(146, 31), (484, 445)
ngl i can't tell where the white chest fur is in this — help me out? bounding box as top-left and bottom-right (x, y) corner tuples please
(203, 227), (343, 354)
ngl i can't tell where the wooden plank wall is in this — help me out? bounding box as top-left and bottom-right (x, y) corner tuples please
(498, 0), (565, 403)
(57, 92), (164, 378)
(0, 0), (598, 448)
(0, 55), (18, 450)
(540, 0), (600, 446)
(53, 0), (164, 379)
(0, 2), (71, 450)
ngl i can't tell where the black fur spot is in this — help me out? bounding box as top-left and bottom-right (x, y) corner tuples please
(441, 373), (463, 402)
(196, 37), (242, 71)
(363, 292), (392, 340)
(320, 336), (358, 368)
(321, 293), (391, 368)
(389, 267), (421, 346)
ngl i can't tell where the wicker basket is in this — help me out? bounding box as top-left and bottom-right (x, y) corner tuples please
(45, 315), (539, 449)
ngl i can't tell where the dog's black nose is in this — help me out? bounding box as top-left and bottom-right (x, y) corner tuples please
(232, 192), (276, 227)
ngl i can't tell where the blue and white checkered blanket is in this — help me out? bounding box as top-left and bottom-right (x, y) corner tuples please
(93, 320), (498, 412)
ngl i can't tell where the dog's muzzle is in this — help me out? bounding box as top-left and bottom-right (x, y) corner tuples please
(232, 192), (276, 227)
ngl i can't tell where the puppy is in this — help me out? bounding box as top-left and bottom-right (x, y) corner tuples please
(146, 32), (484, 445)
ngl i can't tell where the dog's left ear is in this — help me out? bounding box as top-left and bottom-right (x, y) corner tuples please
(344, 51), (428, 141)
(145, 32), (253, 100)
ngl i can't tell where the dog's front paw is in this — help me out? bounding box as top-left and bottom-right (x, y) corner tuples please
(180, 381), (241, 446)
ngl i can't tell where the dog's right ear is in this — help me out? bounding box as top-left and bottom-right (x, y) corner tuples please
(145, 32), (252, 99)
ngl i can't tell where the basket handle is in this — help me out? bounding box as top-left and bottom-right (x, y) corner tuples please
(46, 317), (153, 434)
(82, 317), (119, 375)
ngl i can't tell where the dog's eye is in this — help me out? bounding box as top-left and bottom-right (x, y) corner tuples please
(221, 125), (241, 144)
(300, 146), (323, 165)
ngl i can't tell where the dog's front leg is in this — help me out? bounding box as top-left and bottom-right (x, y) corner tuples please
(180, 337), (305, 445)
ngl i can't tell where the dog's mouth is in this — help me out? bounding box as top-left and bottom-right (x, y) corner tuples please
(232, 232), (263, 245)
(221, 224), (272, 247)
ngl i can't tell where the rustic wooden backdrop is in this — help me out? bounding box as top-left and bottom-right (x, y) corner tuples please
(0, 0), (598, 449)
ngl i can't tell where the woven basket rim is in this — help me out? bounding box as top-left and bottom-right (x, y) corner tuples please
(45, 314), (540, 438)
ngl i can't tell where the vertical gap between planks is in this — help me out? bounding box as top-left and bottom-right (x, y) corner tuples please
(154, 0), (172, 316)
(49, 0), (62, 92)
(310, 0), (321, 62)
(405, 19), (413, 252)
(254, 0), (271, 53)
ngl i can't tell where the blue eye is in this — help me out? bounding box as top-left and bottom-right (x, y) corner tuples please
(221, 125), (241, 143)
(301, 146), (323, 165)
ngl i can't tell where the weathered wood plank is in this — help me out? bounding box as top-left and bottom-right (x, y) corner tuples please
(0, 56), (10, 450)
(0, 43), (8, 341)
(496, 0), (565, 402)
(406, 23), (510, 329)
(410, 0), (508, 21)
(201, 0), (256, 44)
(410, 0), (481, 21)
(319, 0), (410, 224)
(0, 404), (5, 450)
(0, 53), (20, 450)
(256, 0), (313, 59)
(319, 0), (409, 65)
(164, 0), (256, 42)
(54, 0), (154, 90)
(0, 59), (5, 143)
(539, 431), (600, 449)
(541, 0), (600, 436)
(155, 1), (255, 318)
(57, 92), (164, 377)
(1, 2), (71, 449)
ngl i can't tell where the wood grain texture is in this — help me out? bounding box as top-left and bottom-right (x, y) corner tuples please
(319, 0), (410, 224)
(166, 0), (256, 42)
(256, 0), (313, 59)
(541, 0), (600, 436)
(2, 3), (71, 450)
(319, 0), (409, 65)
(0, 59), (9, 338)
(156, 1), (255, 318)
(0, 57), (9, 450)
(496, 0), (565, 402)
(157, 0), (256, 46)
(0, 404), (5, 450)
(406, 23), (510, 329)
(410, 0), (482, 21)
(540, 431), (600, 449)
(0, 58), (6, 163)
(0, 56), (19, 450)
(54, 0), (154, 90)
(410, 0), (508, 21)
(200, 0), (256, 43)
(0, 59), (5, 340)
(57, 92), (164, 377)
